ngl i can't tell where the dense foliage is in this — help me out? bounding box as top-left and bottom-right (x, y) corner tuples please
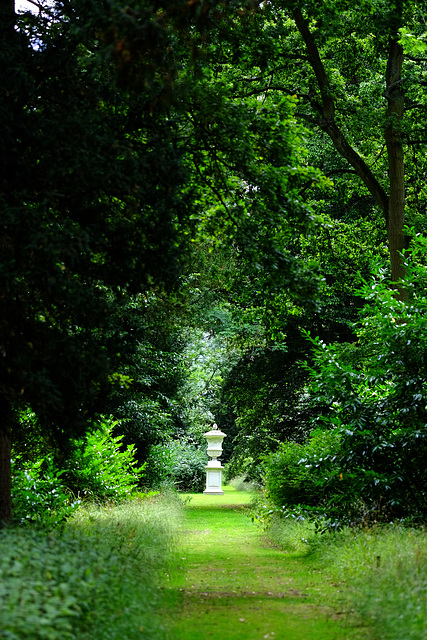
(3, 5), (427, 640)
(264, 429), (341, 511)
(1, 0), (323, 522)
(0, 496), (181, 640)
(12, 416), (145, 526)
(263, 237), (427, 526)
(0, 0), (198, 521)
(144, 440), (207, 492)
(1, 0), (427, 533)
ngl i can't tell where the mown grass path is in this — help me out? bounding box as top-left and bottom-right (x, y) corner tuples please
(164, 488), (372, 640)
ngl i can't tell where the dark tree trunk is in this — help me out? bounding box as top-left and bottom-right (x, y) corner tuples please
(292, 8), (408, 288)
(0, 0), (15, 527)
(385, 37), (406, 288)
(0, 400), (13, 526)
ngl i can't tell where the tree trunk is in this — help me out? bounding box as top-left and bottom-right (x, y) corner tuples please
(0, 0), (14, 528)
(385, 37), (406, 288)
(0, 400), (13, 526)
(292, 8), (409, 288)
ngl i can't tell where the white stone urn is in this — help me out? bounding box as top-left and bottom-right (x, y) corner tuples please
(203, 423), (226, 495)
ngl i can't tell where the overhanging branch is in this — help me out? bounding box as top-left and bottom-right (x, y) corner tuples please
(291, 7), (390, 223)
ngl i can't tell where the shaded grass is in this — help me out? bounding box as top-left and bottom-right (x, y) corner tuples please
(165, 487), (371, 639)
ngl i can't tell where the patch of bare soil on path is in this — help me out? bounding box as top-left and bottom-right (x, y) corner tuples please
(181, 589), (309, 599)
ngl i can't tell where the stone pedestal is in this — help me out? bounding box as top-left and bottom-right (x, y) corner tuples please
(204, 460), (224, 495)
(203, 424), (226, 495)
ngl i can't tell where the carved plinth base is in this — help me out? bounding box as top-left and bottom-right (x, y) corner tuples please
(204, 460), (224, 494)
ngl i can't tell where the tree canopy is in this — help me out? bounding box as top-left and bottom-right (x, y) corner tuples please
(0, 0), (317, 521)
(2, 0), (427, 526)
(207, 0), (427, 284)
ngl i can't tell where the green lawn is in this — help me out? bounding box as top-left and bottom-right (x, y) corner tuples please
(164, 487), (372, 640)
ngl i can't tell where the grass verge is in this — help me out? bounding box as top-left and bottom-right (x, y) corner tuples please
(0, 493), (182, 640)
(265, 513), (427, 640)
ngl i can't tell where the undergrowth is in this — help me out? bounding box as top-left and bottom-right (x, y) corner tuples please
(227, 474), (259, 493)
(0, 493), (182, 640)
(319, 525), (427, 640)
(262, 509), (427, 640)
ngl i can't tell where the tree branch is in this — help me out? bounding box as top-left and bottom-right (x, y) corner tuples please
(19, 0), (43, 10)
(291, 7), (390, 222)
(385, 35), (406, 285)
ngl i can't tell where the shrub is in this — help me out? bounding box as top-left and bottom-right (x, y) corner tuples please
(264, 429), (342, 510)
(304, 240), (427, 524)
(11, 417), (145, 527)
(223, 456), (265, 486)
(0, 496), (182, 640)
(65, 416), (145, 501)
(227, 474), (258, 492)
(144, 440), (207, 492)
(11, 456), (80, 527)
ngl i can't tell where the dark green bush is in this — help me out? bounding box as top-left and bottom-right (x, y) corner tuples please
(144, 440), (207, 491)
(303, 236), (427, 524)
(223, 456), (265, 486)
(264, 429), (342, 509)
(11, 456), (80, 527)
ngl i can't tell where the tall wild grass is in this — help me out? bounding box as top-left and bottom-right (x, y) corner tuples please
(265, 513), (427, 640)
(0, 493), (182, 640)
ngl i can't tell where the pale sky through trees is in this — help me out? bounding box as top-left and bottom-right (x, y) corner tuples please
(15, 0), (38, 12)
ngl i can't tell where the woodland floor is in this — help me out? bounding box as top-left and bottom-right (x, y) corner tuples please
(163, 487), (373, 640)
